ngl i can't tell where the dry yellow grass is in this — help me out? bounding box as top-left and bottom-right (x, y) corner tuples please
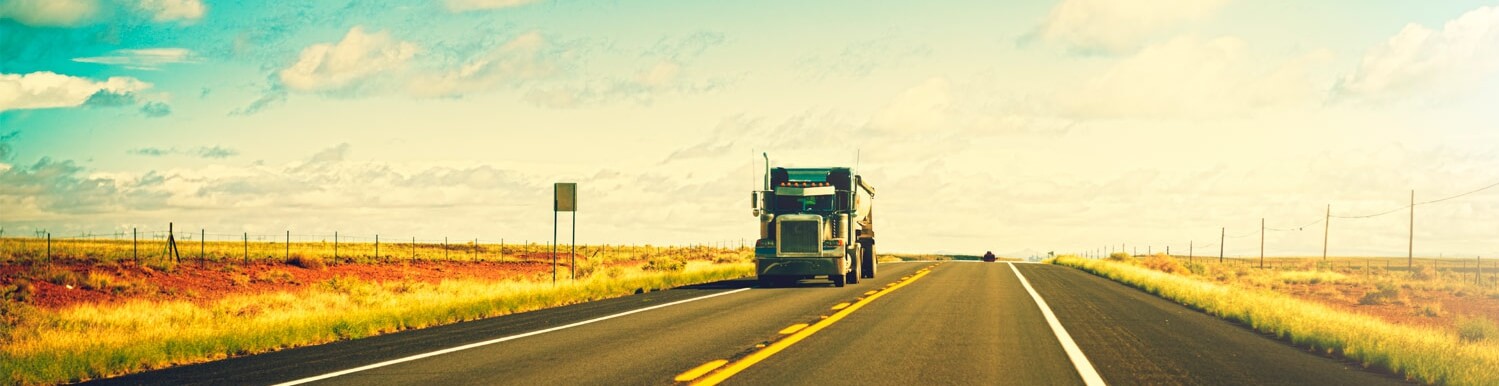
(1051, 255), (1499, 385)
(1, 261), (753, 385)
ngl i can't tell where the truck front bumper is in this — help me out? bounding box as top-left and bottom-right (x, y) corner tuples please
(756, 257), (844, 277)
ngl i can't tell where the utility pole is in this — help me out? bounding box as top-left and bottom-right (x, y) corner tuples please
(1260, 218), (1265, 269)
(1323, 204), (1330, 261)
(1219, 227), (1225, 263)
(1188, 241), (1193, 263)
(1408, 190), (1415, 270)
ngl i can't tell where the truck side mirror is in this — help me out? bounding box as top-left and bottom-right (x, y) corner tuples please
(751, 191), (764, 216)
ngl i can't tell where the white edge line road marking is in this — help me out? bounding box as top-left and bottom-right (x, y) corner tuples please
(1008, 262), (1107, 386)
(273, 287), (754, 386)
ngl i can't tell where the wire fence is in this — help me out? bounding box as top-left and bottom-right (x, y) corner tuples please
(1073, 178), (1499, 274)
(0, 223), (752, 267)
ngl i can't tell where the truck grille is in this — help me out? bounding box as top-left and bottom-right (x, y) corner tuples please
(779, 219), (820, 253)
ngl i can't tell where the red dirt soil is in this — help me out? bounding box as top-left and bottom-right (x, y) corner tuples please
(1280, 282), (1499, 332)
(1, 257), (589, 310)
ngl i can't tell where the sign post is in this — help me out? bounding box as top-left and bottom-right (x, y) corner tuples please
(554, 183), (577, 284)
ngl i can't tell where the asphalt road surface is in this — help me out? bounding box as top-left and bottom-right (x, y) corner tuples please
(91, 262), (1408, 385)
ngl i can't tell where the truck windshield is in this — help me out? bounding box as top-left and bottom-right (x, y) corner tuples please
(772, 194), (834, 214)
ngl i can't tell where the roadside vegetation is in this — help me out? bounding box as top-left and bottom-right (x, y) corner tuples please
(0, 241), (754, 385)
(1051, 254), (1499, 385)
(0, 236), (733, 266)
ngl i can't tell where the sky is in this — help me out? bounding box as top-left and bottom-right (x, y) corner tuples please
(3, 0), (1499, 257)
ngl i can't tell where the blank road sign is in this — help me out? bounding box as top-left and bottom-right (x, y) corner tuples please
(555, 182), (576, 211)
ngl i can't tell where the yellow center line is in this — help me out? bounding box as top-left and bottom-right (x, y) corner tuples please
(689, 268), (935, 385)
(777, 323), (808, 335)
(674, 359), (729, 382)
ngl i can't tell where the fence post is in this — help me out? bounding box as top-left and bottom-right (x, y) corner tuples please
(243, 232), (248, 264)
(201, 229), (205, 263)
(285, 230), (290, 261)
(1478, 256), (1483, 285)
(376, 234), (380, 262)
(335, 231), (339, 260)
(133, 227), (138, 264)
(1408, 190), (1415, 270)
(444, 236), (448, 261)
(412, 237), (416, 261)
(474, 238), (478, 261)
(46, 232), (51, 263)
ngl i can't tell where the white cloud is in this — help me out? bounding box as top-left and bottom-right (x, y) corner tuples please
(0, 0), (98, 27)
(136, 0), (205, 22)
(279, 27), (419, 93)
(1061, 36), (1327, 119)
(868, 77), (953, 133)
(635, 60), (681, 89)
(0, 71), (152, 112)
(1336, 5), (1499, 102)
(1028, 0), (1230, 54)
(73, 48), (198, 70)
(409, 31), (553, 97)
(443, 0), (542, 12)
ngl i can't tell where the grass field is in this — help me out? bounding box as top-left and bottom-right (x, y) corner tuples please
(0, 239), (756, 385)
(1051, 254), (1499, 385)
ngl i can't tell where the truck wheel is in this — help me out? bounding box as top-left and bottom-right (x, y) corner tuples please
(861, 243), (877, 279)
(830, 274), (845, 287)
(846, 249), (861, 285)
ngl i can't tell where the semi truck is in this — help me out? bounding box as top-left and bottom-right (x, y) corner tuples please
(750, 154), (876, 287)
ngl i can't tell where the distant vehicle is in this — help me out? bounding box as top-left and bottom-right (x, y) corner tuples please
(750, 154), (876, 287)
(982, 251), (997, 262)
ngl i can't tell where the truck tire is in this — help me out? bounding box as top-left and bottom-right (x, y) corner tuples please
(830, 274), (845, 287)
(860, 241), (877, 279)
(845, 247), (861, 284)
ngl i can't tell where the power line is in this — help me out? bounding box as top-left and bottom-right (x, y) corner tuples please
(1417, 179), (1499, 205)
(1332, 179), (1499, 219)
(1266, 217), (1324, 232)
(1227, 229), (1259, 238)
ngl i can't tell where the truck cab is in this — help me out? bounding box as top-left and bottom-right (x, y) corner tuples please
(751, 165), (876, 287)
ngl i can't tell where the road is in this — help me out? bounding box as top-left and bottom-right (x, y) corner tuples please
(91, 262), (1407, 385)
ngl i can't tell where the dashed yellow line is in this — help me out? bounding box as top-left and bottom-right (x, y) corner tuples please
(674, 360), (729, 382)
(687, 266), (936, 385)
(830, 302), (851, 310)
(778, 323), (808, 335)
(863, 290), (878, 296)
